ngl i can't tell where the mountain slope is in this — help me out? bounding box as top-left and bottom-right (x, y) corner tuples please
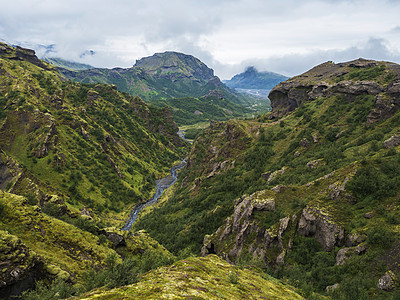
(0, 42), (187, 297)
(224, 66), (288, 90)
(78, 255), (303, 300)
(58, 51), (233, 102)
(54, 52), (263, 125)
(135, 58), (400, 298)
(43, 57), (94, 71)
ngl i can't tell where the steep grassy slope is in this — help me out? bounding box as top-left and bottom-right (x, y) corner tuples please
(135, 58), (400, 298)
(0, 42), (186, 217)
(78, 255), (303, 300)
(0, 42), (188, 298)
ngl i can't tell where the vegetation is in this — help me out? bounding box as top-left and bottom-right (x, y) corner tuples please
(135, 60), (400, 298)
(75, 255), (303, 299)
(3, 43), (400, 299)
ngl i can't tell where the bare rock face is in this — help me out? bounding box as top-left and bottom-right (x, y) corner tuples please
(207, 160), (235, 178)
(100, 228), (126, 248)
(383, 134), (400, 149)
(297, 206), (345, 251)
(330, 80), (383, 97)
(336, 247), (350, 265)
(326, 283), (340, 293)
(378, 271), (397, 291)
(346, 232), (366, 247)
(307, 159), (323, 169)
(202, 190), (289, 265)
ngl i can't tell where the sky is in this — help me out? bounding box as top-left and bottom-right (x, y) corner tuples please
(1, 0), (400, 79)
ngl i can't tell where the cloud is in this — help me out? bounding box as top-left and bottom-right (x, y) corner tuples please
(233, 38), (400, 78)
(1, 0), (400, 78)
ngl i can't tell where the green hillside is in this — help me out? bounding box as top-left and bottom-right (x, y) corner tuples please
(135, 58), (400, 298)
(0, 42), (188, 298)
(4, 41), (400, 299)
(77, 255), (303, 299)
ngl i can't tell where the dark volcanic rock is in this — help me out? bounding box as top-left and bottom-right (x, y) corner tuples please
(268, 58), (400, 122)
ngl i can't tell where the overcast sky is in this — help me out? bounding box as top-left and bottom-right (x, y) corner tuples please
(1, 0), (400, 79)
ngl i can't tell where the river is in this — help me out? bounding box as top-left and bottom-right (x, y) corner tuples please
(122, 159), (186, 231)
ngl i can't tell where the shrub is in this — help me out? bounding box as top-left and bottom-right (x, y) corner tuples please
(229, 271), (238, 284)
(367, 226), (394, 248)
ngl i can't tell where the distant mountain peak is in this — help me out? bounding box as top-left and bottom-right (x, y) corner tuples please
(134, 51), (215, 81)
(224, 66), (288, 90)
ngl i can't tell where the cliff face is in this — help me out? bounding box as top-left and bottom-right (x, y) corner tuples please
(268, 58), (400, 122)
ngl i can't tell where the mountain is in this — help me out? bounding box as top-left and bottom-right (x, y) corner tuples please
(135, 58), (400, 298)
(4, 40), (400, 299)
(54, 52), (266, 126)
(0, 42), (187, 298)
(58, 51), (232, 101)
(224, 66), (289, 90)
(43, 57), (94, 71)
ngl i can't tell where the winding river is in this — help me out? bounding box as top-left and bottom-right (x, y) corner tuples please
(122, 159), (186, 231)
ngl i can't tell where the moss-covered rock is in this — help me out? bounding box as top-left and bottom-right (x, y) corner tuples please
(77, 255), (303, 299)
(0, 230), (45, 299)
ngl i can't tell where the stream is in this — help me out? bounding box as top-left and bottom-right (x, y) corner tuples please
(122, 159), (186, 231)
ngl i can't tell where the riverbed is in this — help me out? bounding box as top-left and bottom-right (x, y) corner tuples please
(122, 159), (186, 231)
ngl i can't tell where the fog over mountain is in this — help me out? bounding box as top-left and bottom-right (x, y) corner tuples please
(1, 0), (400, 79)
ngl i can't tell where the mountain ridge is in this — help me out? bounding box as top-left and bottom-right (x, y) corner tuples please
(224, 66), (289, 90)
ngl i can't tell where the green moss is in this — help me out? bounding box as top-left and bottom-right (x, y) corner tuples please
(78, 255), (303, 299)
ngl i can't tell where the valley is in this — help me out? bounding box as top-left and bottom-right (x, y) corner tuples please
(1, 42), (400, 300)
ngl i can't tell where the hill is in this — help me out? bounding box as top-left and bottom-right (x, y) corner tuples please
(77, 255), (303, 300)
(0, 42), (186, 297)
(135, 58), (400, 298)
(224, 66), (288, 90)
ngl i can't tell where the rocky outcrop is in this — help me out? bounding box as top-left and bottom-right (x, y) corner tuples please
(201, 190), (295, 265)
(336, 247), (350, 265)
(378, 271), (397, 291)
(32, 123), (58, 158)
(262, 167), (288, 183)
(0, 231), (46, 299)
(297, 206), (345, 251)
(207, 160), (235, 178)
(268, 58), (400, 122)
(105, 154), (124, 179)
(326, 283), (340, 293)
(383, 134), (400, 148)
(0, 43), (54, 71)
(100, 228), (126, 248)
(307, 159), (323, 169)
